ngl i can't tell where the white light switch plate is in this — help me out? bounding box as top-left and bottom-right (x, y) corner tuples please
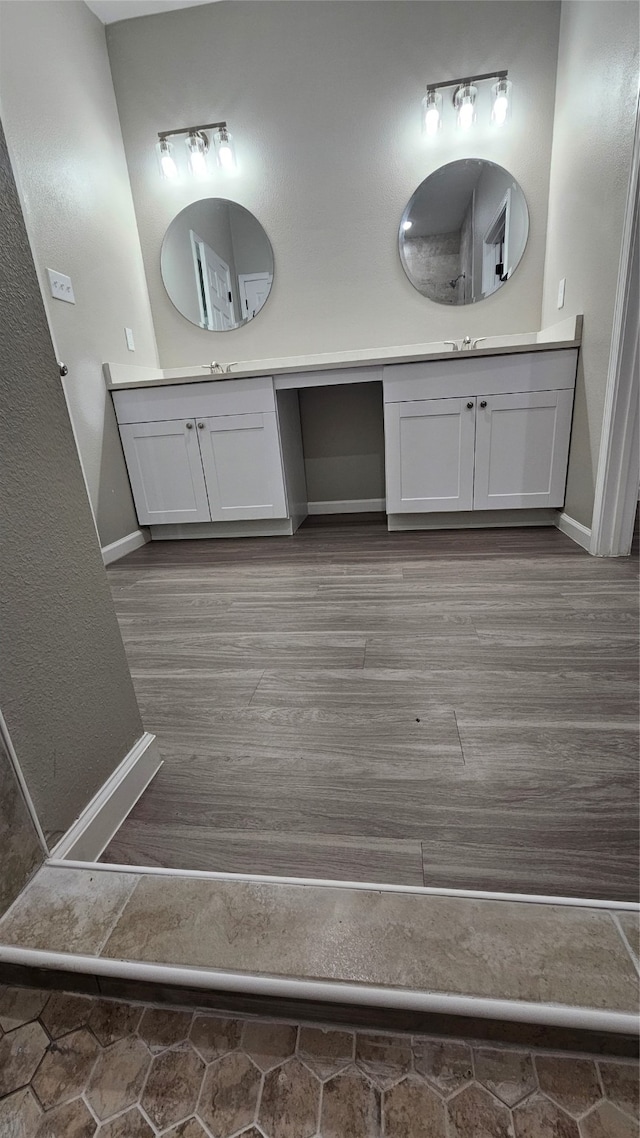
(557, 277), (566, 309)
(47, 268), (75, 304)
(125, 327), (135, 351)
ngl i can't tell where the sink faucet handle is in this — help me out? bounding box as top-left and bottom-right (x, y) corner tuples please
(471, 337), (487, 349)
(444, 340), (461, 351)
(201, 362), (224, 374)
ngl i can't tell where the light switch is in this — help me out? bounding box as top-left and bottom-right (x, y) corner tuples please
(47, 268), (75, 304)
(125, 327), (135, 351)
(557, 277), (566, 309)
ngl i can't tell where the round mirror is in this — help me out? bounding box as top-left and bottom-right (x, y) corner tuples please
(399, 159), (529, 305)
(161, 198), (274, 331)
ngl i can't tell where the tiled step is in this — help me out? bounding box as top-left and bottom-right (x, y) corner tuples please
(0, 865), (637, 1056)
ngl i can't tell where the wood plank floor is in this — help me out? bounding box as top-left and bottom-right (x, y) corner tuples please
(102, 516), (639, 901)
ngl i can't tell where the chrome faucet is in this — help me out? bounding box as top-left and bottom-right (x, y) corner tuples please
(445, 337), (487, 352)
(201, 362), (237, 375)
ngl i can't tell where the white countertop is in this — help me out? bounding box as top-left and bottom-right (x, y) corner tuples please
(105, 316), (582, 392)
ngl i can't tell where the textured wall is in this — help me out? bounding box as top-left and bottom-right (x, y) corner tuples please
(541, 1), (639, 528)
(0, 119), (145, 838)
(0, 723), (43, 916)
(107, 1), (560, 368)
(0, 0), (159, 548)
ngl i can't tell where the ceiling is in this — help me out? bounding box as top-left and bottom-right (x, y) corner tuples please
(85, 0), (221, 24)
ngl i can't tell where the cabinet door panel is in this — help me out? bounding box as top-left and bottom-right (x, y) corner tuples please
(198, 412), (287, 521)
(384, 397), (476, 512)
(119, 420), (211, 525)
(473, 390), (574, 510)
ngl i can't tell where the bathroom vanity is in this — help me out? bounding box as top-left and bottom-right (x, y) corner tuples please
(107, 319), (581, 539)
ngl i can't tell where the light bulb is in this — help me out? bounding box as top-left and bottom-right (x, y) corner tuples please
(455, 84), (477, 131)
(218, 142), (234, 169)
(157, 139), (178, 180)
(422, 90), (442, 137)
(186, 131), (209, 178)
(214, 127), (236, 170)
(491, 78), (512, 125)
(458, 98), (475, 130)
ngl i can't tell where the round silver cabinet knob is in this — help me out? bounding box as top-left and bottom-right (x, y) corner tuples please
(197, 422), (205, 429)
(480, 400), (487, 409)
(186, 421), (193, 429)
(466, 401), (474, 409)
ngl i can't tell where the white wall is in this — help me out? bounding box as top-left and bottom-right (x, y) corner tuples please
(106, 0), (561, 370)
(0, 0), (159, 548)
(541, 1), (639, 529)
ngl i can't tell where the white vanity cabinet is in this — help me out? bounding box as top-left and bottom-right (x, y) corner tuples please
(119, 419), (211, 525)
(113, 377), (289, 528)
(383, 350), (577, 515)
(384, 397), (476, 512)
(196, 413), (287, 521)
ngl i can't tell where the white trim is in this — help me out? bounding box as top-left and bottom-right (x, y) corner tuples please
(0, 709), (48, 855)
(307, 498), (386, 515)
(0, 945), (634, 1033)
(43, 858), (640, 912)
(101, 528), (149, 565)
(48, 733), (162, 862)
(555, 511), (592, 551)
(590, 92), (640, 557)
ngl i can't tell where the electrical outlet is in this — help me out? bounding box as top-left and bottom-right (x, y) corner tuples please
(47, 268), (75, 304)
(557, 277), (566, 309)
(125, 327), (135, 351)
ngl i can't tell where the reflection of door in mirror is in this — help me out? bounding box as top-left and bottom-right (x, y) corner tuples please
(482, 191), (511, 297)
(190, 230), (234, 330)
(239, 272), (273, 319)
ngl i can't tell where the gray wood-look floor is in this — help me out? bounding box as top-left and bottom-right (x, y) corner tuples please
(102, 516), (639, 901)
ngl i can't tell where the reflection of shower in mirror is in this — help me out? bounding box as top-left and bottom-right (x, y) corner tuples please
(399, 159), (529, 306)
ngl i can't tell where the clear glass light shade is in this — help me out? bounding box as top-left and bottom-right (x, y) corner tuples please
(455, 84), (477, 131)
(186, 131), (210, 178)
(156, 139), (178, 180)
(214, 127), (236, 170)
(491, 78), (512, 125)
(422, 90), (442, 136)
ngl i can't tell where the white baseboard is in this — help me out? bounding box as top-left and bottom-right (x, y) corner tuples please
(307, 498), (386, 515)
(48, 732), (162, 862)
(102, 528), (149, 565)
(556, 511), (592, 552)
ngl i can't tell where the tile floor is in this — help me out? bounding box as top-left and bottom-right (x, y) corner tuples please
(0, 984), (638, 1137)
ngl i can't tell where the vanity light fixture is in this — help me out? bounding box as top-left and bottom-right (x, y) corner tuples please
(157, 120), (235, 179)
(491, 77), (512, 125)
(422, 89), (442, 135)
(213, 126), (236, 171)
(186, 130), (209, 178)
(454, 84), (477, 130)
(422, 71), (511, 137)
(156, 138), (178, 180)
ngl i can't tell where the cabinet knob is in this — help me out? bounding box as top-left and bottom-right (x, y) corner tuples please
(186, 421), (193, 429)
(480, 400), (488, 409)
(466, 401), (474, 409)
(197, 422), (205, 429)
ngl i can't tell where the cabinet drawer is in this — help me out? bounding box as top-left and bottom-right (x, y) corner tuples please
(383, 350), (577, 403)
(113, 375), (275, 424)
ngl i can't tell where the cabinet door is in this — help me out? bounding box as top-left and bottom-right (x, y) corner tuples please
(119, 420), (211, 525)
(473, 390), (574, 510)
(197, 412), (287, 521)
(384, 397), (476, 513)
